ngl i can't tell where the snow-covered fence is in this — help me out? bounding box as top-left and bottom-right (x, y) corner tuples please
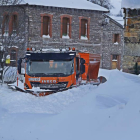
(3, 67), (17, 83)
(3, 66), (25, 84)
(0, 45), (4, 83)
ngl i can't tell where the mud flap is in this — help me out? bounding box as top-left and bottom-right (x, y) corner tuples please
(98, 76), (107, 84)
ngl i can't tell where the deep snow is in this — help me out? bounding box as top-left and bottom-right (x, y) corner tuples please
(0, 69), (140, 140)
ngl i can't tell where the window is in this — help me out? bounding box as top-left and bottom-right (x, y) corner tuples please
(112, 55), (118, 60)
(79, 17), (90, 40)
(111, 55), (120, 70)
(11, 14), (18, 35)
(81, 19), (88, 37)
(9, 47), (18, 67)
(2, 14), (9, 36)
(41, 14), (53, 38)
(62, 17), (69, 36)
(43, 16), (50, 36)
(60, 15), (72, 39)
(113, 34), (120, 43)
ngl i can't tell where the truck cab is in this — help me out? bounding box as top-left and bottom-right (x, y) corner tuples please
(18, 48), (100, 96)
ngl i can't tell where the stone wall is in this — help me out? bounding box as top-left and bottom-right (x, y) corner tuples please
(102, 18), (124, 69)
(123, 8), (140, 74)
(25, 5), (124, 69)
(0, 5), (124, 69)
(0, 5), (28, 61)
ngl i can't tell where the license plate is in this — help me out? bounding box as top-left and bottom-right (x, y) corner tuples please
(29, 78), (40, 81)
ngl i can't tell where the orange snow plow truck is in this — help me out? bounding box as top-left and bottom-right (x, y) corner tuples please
(17, 48), (103, 96)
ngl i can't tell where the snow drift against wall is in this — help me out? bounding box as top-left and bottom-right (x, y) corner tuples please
(24, 0), (108, 11)
(121, 0), (140, 9)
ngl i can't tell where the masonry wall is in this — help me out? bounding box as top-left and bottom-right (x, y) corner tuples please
(0, 5), (28, 62)
(25, 5), (123, 69)
(123, 8), (140, 74)
(102, 19), (124, 69)
(0, 5), (124, 70)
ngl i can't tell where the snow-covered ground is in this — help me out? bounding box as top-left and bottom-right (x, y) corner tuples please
(0, 69), (140, 140)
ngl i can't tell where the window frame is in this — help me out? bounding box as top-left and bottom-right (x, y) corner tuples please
(60, 15), (72, 39)
(113, 34), (120, 43)
(9, 47), (18, 67)
(41, 13), (53, 38)
(2, 12), (9, 36)
(111, 54), (121, 70)
(79, 16), (90, 40)
(9, 12), (18, 35)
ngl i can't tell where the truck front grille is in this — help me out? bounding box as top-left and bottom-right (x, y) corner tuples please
(30, 82), (68, 89)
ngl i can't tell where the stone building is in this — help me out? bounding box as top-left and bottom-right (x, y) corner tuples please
(0, 0), (124, 70)
(122, 0), (140, 74)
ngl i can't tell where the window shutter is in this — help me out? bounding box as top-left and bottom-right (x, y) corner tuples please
(3, 15), (9, 34)
(112, 34), (115, 43)
(62, 18), (69, 35)
(81, 19), (84, 36)
(10, 49), (17, 67)
(43, 16), (49, 35)
(13, 15), (18, 33)
(117, 55), (121, 70)
(118, 34), (121, 43)
(81, 19), (87, 36)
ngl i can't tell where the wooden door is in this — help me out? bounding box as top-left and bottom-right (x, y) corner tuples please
(112, 61), (117, 69)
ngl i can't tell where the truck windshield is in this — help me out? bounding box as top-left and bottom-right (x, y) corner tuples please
(26, 59), (74, 76)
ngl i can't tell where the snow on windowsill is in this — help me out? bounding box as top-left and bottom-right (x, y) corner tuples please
(8, 46), (19, 49)
(3, 33), (9, 37)
(0, 46), (4, 51)
(112, 59), (117, 62)
(81, 36), (88, 40)
(114, 42), (119, 45)
(62, 35), (70, 39)
(42, 35), (50, 38)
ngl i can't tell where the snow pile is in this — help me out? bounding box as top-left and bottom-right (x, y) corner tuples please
(121, 0), (140, 9)
(3, 67), (17, 83)
(24, 0), (108, 11)
(42, 35), (50, 38)
(1, 69), (140, 140)
(62, 35), (70, 39)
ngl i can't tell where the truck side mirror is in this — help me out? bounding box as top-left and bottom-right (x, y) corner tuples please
(80, 64), (85, 74)
(17, 58), (22, 74)
(80, 58), (85, 74)
(80, 58), (85, 64)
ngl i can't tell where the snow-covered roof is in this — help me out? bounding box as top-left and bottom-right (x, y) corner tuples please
(121, 0), (140, 9)
(23, 0), (108, 12)
(109, 16), (124, 26)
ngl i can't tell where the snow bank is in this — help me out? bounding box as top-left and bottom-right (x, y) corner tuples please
(1, 69), (140, 140)
(24, 0), (108, 11)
